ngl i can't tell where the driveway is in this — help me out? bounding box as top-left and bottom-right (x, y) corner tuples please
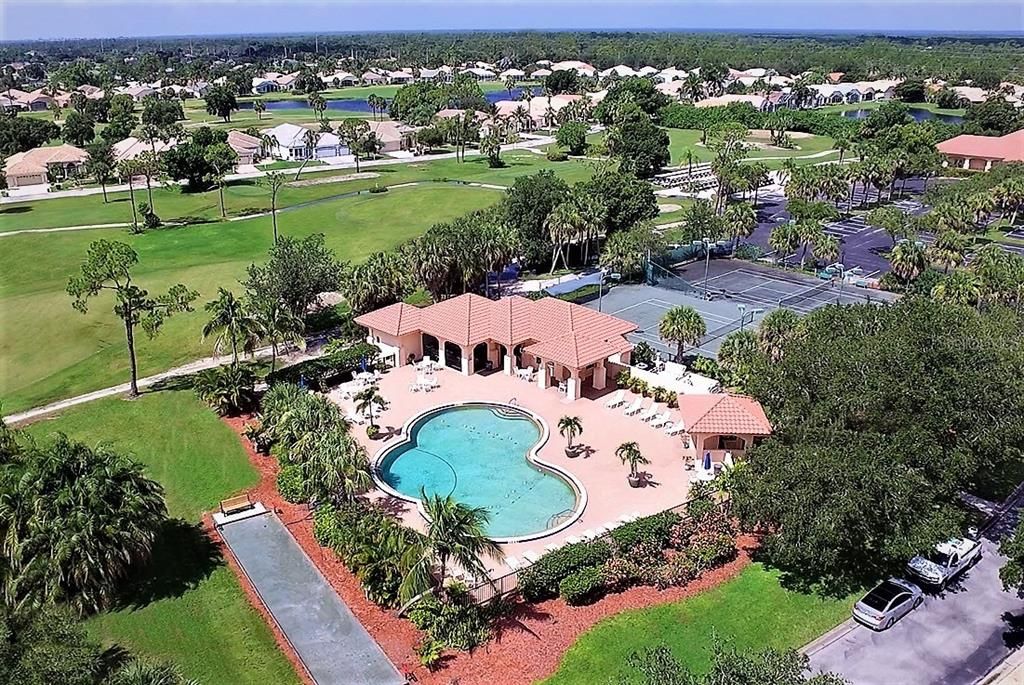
(806, 520), (1024, 684)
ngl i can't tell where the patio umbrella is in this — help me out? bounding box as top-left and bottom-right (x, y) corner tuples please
(703, 451), (712, 471)
(359, 356), (368, 372)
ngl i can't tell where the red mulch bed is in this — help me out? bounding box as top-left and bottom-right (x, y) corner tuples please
(217, 416), (754, 685)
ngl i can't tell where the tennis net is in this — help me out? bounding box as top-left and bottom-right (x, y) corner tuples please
(778, 280), (834, 310)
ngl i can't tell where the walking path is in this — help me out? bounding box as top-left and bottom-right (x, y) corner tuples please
(0, 222), (133, 237)
(4, 343), (322, 425)
(219, 512), (404, 685)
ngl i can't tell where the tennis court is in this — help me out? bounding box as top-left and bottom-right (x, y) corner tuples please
(585, 284), (768, 358)
(701, 264), (884, 313)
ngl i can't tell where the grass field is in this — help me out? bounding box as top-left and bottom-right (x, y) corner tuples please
(24, 390), (299, 685)
(663, 128), (837, 165)
(821, 101), (966, 117)
(1, 183), (503, 413)
(544, 563), (855, 685)
(0, 151), (592, 232)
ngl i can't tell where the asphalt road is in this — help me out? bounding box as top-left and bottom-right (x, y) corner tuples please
(806, 515), (1024, 685)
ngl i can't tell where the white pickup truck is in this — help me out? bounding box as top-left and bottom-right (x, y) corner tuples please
(906, 537), (983, 587)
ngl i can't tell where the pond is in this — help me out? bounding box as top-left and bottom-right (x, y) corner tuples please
(841, 106), (963, 124)
(239, 86), (542, 114)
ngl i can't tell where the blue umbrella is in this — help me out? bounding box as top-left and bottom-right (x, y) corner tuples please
(703, 451), (712, 471)
(360, 356), (368, 372)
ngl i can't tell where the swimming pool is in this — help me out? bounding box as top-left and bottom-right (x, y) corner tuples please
(375, 403), (582, 541)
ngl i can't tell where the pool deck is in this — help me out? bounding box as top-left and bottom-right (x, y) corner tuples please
(335, 365), (696, 576)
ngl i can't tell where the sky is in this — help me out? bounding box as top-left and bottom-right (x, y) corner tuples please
(2, 0), (1023, 41)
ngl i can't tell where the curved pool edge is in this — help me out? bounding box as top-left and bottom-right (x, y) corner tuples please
(371, 400), (589, 544)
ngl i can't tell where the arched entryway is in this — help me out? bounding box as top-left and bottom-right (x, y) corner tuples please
(422, 334), (439, 362)
(513, 344), (524, 368)
(444, 341), (462, 371)
(472, 342), (489, 373)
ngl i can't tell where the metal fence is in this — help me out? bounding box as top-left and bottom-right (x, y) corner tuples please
(468, 494), (732, 604)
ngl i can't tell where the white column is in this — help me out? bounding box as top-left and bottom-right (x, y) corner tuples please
(460, 349), (471, 376)
(985, 160), (993, 172)
(503, 354), (513, 376)
(593, 362), (607, 391)
(536, 365), (547, 390)
(963, 158), (970, 170)
(567, 376), (580, 401)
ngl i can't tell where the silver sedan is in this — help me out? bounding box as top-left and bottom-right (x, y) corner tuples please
(852, 578), (924, 631)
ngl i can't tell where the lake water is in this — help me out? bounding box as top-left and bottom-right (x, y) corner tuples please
(239, 86), (541, 114)
(841, 107), (963, 124)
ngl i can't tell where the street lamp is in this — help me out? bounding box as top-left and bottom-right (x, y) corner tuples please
(702, 236), (712, 299)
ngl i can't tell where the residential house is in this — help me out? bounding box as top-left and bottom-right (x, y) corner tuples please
(4, 144), (88, 188)
(251, 77), (278, 94)
(111, 136), (178, 164)
(366, 119), (417, 154)
(952, 86), (990, 105)
(274, 73), (298, 90)
(417, 67), (446, 82)
(695, 94), (774, 111)
(550, 60), (596, 77)
(636, 66), (659, 77)
(529, 68), (552, 79)
(227, 130), (263, 165)
(656, 68), (690, 83)
(387, 70), (416, 84)
(119, 85), (157, 101)
(827, 72), (845, 84)
(320, 71), (357, 87)
(499, 68), (526, 80)
(460, 67), (497, 81)
(9, 88), (52, 111)
(936, 129), (1024, 171)
(261, 122), (349, 160)
(361, 71), (387, 84)
(600, 65), (637, 79)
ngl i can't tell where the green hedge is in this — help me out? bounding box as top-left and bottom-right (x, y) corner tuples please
(610, 511), (682, 553)
(658, 102), (861, 139)
(559, 565), (606, 605)
(519, 540), (614, 602)
(266, 341), (379, 390)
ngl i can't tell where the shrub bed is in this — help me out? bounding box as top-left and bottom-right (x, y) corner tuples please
(276, 464), (306, 503)
(559, 565), (605, 605)
(519, 540), (614, 602)
(610, 511), (682, 553)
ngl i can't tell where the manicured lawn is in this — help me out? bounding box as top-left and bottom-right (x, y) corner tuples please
(822, 101), (966, 117)
(663, 128), (837, 165)
(259, 159), (325, 170)
(1, 183), (503, 413)
(0, 151), (590, 231)
(544, 563), (855, 685)
(24, 390), (299, 685)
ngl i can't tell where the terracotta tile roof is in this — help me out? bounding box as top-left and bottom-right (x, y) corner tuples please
(676, 393), (772, 436)
(937, 130), (1024, 162)
(354, 302), (422, 337)
(5, 144), (87, 175)
(355, 293), (637, 369)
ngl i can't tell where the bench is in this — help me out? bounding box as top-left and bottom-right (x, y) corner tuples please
(220, 494), (254, 516)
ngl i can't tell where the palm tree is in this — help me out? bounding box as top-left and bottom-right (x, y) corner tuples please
(253, 99), (266, 121)
(558, 415), (583, 454)
(889, 239), (926, 283)
(260, 171), (287, 243)
(544, 201), (580, 272)
(616, 441), (650, 486)
(308, 93), (327, 122)
(833, 134), (851, 164)
(795, 220), (824, 267)
(400, 492), (503, 601)
(757, 308), (800, 362)
(118, 159), (141, 230)
(354, 384), (387, 429)
(572, 190), (607, 265)
(681, 72), (703, 102)
(814, 233), (840, 266)
(108, 658), (198, 685)
(253, 297), (304, 371)
(659, 305), (707, 361)
(1, 435), (167, 614)
(300, 425), (372, 506)
(928, 230), (969, 273)
(769, 223), (800, 267)
(504, 76), (517, 99)
(723, 201), (757, 252)
(931, 270), (982, 308)
(202, 288), (260, 364)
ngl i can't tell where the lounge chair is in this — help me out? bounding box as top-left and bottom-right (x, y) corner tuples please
(581, 529), (598, 540)
(602, 521), (620, 531)
(622, 398), (643, 416)
(649, 412), (673, 428)
(665, 421), (686, 436)
(544, 542), (560, 553)
(604, 389), (626, 408)
(506, 556), (522, 570)
(566, 535), (582, 544)
(638, 404), (660, 422)
(523, 550), (541, 564)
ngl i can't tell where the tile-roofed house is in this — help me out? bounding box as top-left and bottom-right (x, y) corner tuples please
(499, 68), (526, 79)
(4, 144), (88, 188)
(111, 136), (178, 163)
(366, 120), (417, 153)
(226, 130), (263, 165)
(677, 393), (772, 463)
(355, 293), (638, 399)
(261, 122), (349, 160)
(937, 129), (1024, 171)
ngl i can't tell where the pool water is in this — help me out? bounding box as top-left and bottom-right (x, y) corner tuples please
(377, 404), (578, 539)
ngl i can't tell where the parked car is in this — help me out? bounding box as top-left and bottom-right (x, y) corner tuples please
(853, 578), (924, 630)
(906, 537), (982, 588)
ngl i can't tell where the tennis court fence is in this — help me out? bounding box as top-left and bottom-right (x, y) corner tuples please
(646, 260), (703, 298)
